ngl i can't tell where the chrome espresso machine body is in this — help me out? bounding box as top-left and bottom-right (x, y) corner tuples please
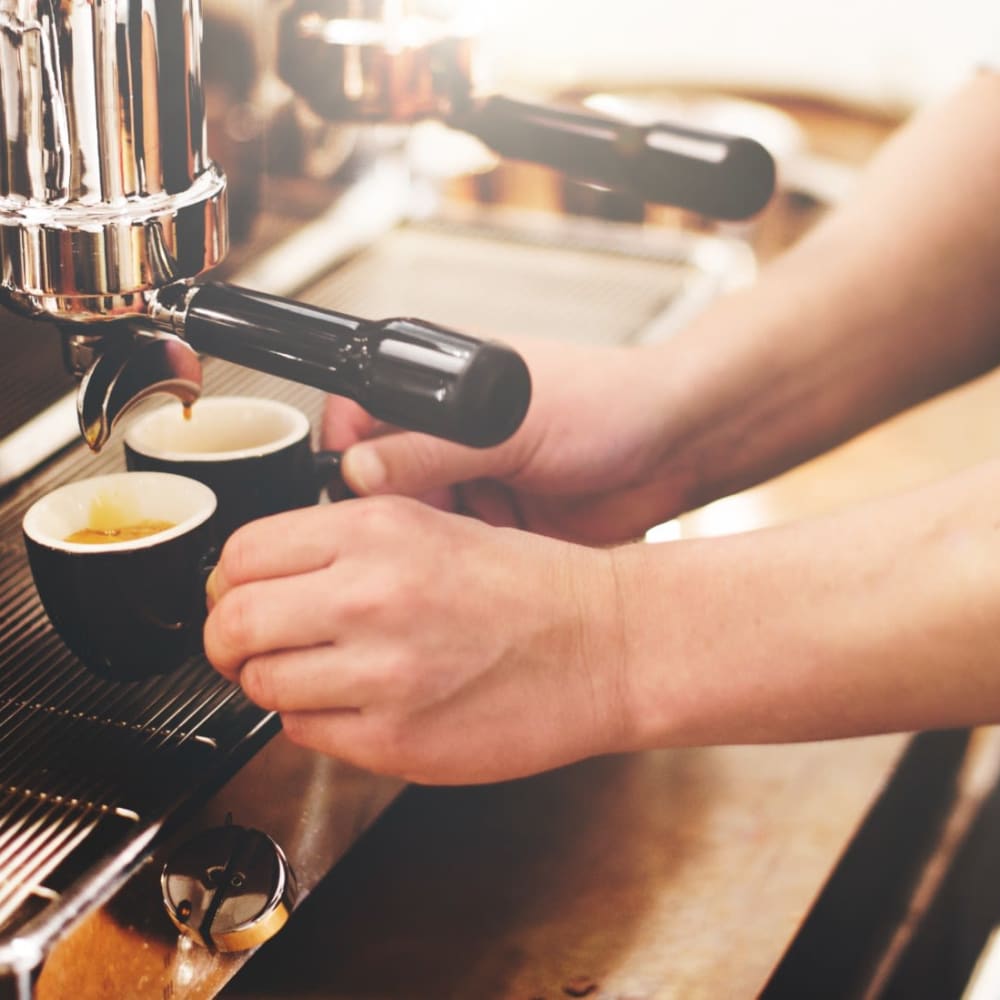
(0, 1), (775, 995)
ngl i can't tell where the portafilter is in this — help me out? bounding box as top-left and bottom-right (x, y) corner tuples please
(278, 0), (778, 223)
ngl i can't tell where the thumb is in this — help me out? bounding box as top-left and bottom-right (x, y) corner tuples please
(341, 432), (511, 497)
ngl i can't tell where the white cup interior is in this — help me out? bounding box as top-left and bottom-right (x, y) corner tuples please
(23, 472), (217, 554)
(124, 396), (310, 462)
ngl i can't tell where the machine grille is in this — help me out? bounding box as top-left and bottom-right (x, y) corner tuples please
(0, 316), (75, 446)
(0, 359), (329, 963)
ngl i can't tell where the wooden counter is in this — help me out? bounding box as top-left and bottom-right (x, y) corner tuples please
(220, 96), (1000, 999)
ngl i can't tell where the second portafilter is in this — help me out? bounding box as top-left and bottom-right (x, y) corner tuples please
(277, 0), (778, 223)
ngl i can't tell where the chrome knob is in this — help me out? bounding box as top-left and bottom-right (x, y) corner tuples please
(161, 824), (297, 953)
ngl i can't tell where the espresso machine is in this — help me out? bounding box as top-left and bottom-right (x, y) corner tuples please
(0, 2), (776, 995)
(0, 0), (774, 455)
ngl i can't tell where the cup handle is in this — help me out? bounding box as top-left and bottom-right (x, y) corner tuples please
(312, 450), (356, 501)
(199, 548), (220, 609)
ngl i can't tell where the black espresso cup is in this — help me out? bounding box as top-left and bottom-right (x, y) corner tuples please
(22, 472), (219, 682)
(124, 396), (340, 542)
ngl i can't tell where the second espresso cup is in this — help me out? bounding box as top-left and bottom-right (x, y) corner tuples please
(23, 472), (219, 681)
(124, 396), (340, 541)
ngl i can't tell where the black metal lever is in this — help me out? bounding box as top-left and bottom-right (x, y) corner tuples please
(452, 96), (776, 222)
(276, 3), (776, 221)
(179, 283), (532, 448)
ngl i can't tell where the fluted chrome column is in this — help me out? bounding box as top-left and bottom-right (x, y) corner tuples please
(0, 0), (228, 322)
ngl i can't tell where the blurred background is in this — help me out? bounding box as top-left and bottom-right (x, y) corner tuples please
(484, 0), (1000, 113)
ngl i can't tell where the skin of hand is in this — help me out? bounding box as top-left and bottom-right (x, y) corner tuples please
(203, 453), (1000, 785)
(324, 337), (698, 546)
(203, 498), (631, 785)
(616, 458), (1000, 749)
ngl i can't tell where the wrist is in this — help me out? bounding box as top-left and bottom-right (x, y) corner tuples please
(602, 540), (691, 752)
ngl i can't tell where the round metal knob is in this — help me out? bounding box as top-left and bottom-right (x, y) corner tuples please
(161, 824), (297, 953)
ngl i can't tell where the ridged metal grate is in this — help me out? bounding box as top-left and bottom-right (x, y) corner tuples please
(0, 315), (75, 446)
(0, 358), (328, 963)
(306, 213), (712, 347)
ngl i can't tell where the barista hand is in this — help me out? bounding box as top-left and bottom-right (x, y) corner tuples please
(203, 449), (1000, 786)
(203, 498), (631, 784)
(323, 337), (692, 545)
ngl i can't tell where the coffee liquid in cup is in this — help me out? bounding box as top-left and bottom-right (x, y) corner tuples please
(65, 521), (176, 545)
(63, 492), (175, 545)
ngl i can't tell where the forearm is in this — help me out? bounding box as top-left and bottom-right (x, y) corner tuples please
(652, 71), (1000, 511)
(615, 456), (1000, 748)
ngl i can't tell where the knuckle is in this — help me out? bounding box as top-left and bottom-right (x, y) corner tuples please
(239, 657), (279, 710)
(360, 494), (423, 532)
(218, 526), (257, 585)
(336, 561), (420, 622)
(356, 495), (400, 533)
(212, 589), (256, 659)
(333, 576), (381, 623)
(388, 563), (427, 604)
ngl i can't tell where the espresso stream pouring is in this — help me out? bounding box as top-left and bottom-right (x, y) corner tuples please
(79, 283), (533, 453)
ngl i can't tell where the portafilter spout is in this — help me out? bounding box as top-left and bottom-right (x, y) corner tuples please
(149, 281), (532, 451)
(71, 278), (532, 453)
(68, 328), (203, 453)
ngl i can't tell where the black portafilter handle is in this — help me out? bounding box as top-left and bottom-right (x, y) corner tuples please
(178, 283), (532, 448)
(452, 96), (777, 222)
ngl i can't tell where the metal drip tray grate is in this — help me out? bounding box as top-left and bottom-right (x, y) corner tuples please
(0, 316), (74, 446)
(0, 657), (235, 873)
(304, 210), (753, 347)
(0, 360), (329, 973)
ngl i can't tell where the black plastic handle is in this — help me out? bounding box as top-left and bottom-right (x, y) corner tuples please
(454, 95), (777, 222)
(181, 283), (532, 448)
